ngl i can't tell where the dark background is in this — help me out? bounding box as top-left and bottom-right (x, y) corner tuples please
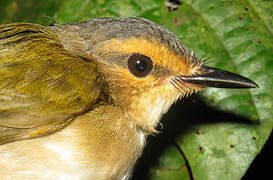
(133, 95), (272, 179)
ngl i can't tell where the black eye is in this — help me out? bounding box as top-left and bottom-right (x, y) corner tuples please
(127, 53), (153, 78)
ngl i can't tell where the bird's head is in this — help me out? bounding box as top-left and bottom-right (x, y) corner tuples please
(53, 17), (258, 133)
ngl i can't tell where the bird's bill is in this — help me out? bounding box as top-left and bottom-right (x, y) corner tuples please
(178, 66), (258, 88)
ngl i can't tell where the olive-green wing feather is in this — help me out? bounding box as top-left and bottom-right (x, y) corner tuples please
(0, 23), (102, 144)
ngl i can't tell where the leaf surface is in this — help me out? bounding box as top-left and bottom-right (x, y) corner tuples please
(0, 0), (272, 179)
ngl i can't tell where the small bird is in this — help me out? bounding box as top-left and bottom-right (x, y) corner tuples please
(0, 17), (257, 179)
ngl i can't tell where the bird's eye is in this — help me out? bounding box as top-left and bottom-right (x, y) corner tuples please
(127, 53), (153, 78)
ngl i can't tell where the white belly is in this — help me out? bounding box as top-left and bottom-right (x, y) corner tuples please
(0, 107), (145, 180)
(0, 124), (143, 180)
(0, 129), (95, 180)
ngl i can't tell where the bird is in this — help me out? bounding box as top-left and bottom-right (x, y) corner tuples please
(0, 17), (258, 179)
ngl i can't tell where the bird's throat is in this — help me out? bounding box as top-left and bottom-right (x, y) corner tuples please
(125, 83), (182, 134)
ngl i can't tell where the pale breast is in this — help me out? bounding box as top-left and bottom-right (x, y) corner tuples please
(0, 127), (94, 180)
(0, 108), (146, 180)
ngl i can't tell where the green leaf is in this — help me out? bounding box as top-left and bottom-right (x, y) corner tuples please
(0, 0), (272, 179)
(148, 1), (273, 179)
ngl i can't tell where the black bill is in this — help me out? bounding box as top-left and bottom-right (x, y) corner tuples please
(179, 66), (258, 88)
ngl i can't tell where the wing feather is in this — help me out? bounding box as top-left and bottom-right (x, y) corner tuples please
(0, 23), (102, 144)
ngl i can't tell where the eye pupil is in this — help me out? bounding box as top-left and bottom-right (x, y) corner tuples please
(135, 60), (147, 72)
(127, 53), (153, 78)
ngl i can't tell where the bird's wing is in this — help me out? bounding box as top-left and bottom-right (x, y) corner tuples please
(0, 23), (102, 144)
